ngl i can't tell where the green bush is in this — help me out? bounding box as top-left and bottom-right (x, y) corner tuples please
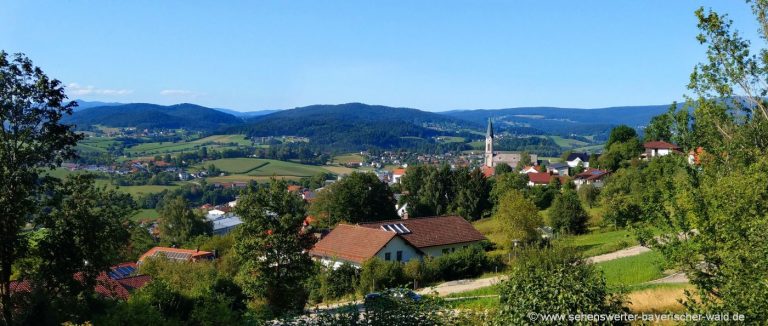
(496, 246), (626, 324)
(430, 245), (493, 281)
(321, 262), (359, 300)
(357, 258), (406, 294)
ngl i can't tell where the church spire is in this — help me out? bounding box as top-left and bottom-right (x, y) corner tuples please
(486, 118), (493, 138)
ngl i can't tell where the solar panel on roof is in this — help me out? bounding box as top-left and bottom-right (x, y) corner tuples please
(380, 223), (411, 235)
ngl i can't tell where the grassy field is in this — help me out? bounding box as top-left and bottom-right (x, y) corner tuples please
(547, 136), (589, 148)
(132, 209), (160, 221)
(199, 158), (330, 177)
(125, 134), (251, 155)
(198, 158), (269, 174)
(333, 153), (364, 164)
(473, 217), (506, 250)
(595, 251), (665, 286)
(115, 184), (181, 197)
(626, 283), (691, 313)
(436, 136), (465, 143)
(558, 228), (637, 257)
(572, 143), (604, 153)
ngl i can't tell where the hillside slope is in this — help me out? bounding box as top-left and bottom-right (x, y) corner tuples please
(229, 103), (479, 151)
(65, 103), (243, 131)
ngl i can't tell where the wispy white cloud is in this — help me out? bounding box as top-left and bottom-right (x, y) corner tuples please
(67, 83), (133, 96)
(160, 89), (192, 96)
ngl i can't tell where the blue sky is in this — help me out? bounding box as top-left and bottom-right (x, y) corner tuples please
(0, 1), (759, 111)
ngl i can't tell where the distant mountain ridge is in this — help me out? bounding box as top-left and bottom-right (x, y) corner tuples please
(229, 103), (477, 151)
(65, 103), (243, 131)
(439, 104), (675, 137)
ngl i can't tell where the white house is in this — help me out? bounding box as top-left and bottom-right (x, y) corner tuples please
(392, 168), (406, 184)
(205, 209), (226, 220)
(519, 166), (539, 174)
(572, 168), (609, 189)
(566, 153), (590, 168)
(643, 141), (681, 159)
(310, 216), (486, 268)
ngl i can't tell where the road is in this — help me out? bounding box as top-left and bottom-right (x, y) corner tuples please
(312, 244), (686, 311)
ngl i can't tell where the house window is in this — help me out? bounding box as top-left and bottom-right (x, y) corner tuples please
(384, 252), (391, 261)
(442, 248), (449, 254)
(396, 251), (403, 261)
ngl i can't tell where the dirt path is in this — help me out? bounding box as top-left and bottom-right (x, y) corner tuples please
(585, 245), (651, 264)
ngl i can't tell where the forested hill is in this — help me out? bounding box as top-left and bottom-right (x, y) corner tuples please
(64, 103), (243, 131)
(440, 104), (673, 137)
(228, 103), (479, 152)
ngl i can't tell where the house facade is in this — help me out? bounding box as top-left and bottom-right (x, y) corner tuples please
(547, 162), (570, 176)
(566, 153), (590, 168)
(310, 216), (486, 268)
(643, 141), (681, 159)
(572, 168), (610, 189)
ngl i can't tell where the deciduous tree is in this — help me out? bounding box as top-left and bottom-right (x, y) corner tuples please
(0, 52), (81, 323)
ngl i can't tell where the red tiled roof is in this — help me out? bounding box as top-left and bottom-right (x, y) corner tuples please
(481, 165), (495, 178)
(527, 172), (552, 184)
(309, 224), (396, 264)
(392, 168), (406, 176)
(287, 185), (303, 192)
(574, 168), (610, 181)
(138, 247), (213, 263)
(359, 215), (486, 249)
(644, 141), (680, 149)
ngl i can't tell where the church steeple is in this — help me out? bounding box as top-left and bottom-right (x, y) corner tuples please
(485, 118), (494, 167)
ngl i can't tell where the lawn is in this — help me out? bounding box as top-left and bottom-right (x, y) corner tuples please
(115, 184), (180, 197)
(558, 228), (638, 257)
(125, 134), (251, 155)
(199, 158), (330, 177)
(246, 160), (330, 177)
(436, 136), (465, 143)
(472, 217), (506, 250)
(595, 251), (665, 287)
(132, 209), (160, 221)
(547, 136), (589, 148)
(333, 153), (364, 164)
(199, 158), (270, 174)
(445, 285), (500, 298)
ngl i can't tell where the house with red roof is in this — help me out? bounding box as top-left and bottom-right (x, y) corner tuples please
(138, 247), (214, 265)
(643, 141), (681, 159)
(10, 262), (151, 301)
(309, 216), (486, 267)
(573, 168), (610, 189)
(391, 168), (407, 183)
(526, 172), (569, 187)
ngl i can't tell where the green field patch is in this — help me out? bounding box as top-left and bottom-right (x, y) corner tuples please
(200, 158), (330, 177)
(132, 209), (160, 222)
(333, 153), (364, 164)
(595, 251), (665, 286)
(558, 229), (638, 257)
(547, 136), (589, 148)
(436, 136), (465, 143)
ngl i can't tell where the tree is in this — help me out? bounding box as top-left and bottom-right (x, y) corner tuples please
(29, 175), (135, 321)
(0, 52), (82, 323)
(494, 162), (513, 175)
(489, 171), (528, 206)
(496, 246), (625, 324)
(577, 183), (600, 208)
(159, 196), (211, 245)
(493, 190), (543, 246)
(605, 124), (638, 149)
(516, 151), (533, 170)
(235, 178), (315, 316)
(643, 102), (676, 142)
(573, 160), (585, 174)
(549, 190), (589, 234)
(310, 172), (396, 226)
(449, 167), (491, 221)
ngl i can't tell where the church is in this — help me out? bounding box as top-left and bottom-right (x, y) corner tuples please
(484, 119), (538, 168)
